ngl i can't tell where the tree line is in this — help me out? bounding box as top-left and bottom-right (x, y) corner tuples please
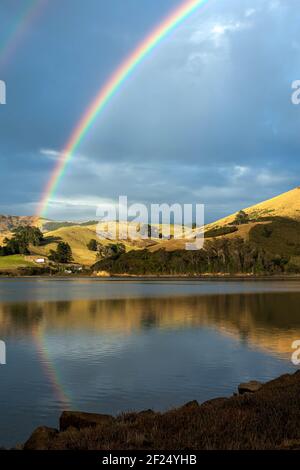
(0, 226), (44, 255)
(0, 225), (73, 264)
(93, 237), (290, 275)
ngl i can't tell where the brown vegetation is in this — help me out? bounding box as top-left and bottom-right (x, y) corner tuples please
(24, 371), (300, 450)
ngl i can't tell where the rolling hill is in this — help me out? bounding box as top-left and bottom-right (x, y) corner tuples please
(153, 186), (300, 252)
(94, 186), (300, 274)
(201, 186), (300, 268)
(0, 220), (164, 268)
(0, 215), (41, 231)
(30, 223), (161, 266)
(2, 186), (300, 271)
(205, 186), (300, 230)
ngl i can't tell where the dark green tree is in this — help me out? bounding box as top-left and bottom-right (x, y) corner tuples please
(92, 237), (290, 276)
(12, 226), (44, 246)
(233, 210), (249, 225)
(0, 225), (44, 256)
(96, 242), (125, 260)
(49, 242), (73, 263)
(87, 239), (98, 251)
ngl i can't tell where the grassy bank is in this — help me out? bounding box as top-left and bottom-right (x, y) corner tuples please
(24, 370), (300, 450)
(0, 255), (35, 269)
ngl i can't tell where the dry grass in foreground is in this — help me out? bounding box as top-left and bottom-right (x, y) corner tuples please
(23, 370), (300, 450)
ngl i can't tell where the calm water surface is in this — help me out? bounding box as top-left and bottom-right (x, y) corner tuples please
(0, 279), (299, 447)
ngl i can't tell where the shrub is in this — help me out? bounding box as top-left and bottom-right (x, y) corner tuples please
(205, 226), (238, 238)
(49, 242), (73, 264)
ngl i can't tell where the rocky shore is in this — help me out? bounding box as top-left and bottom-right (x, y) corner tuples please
(21, 371), (300, 450)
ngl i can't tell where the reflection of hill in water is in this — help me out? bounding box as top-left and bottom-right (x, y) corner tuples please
(1, 293), (299, 359)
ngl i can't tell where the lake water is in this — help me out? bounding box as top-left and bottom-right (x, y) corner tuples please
(0, 278), (299, 447)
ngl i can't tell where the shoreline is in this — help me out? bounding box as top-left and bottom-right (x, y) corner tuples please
(22, 370), (300, 450)
(1, 274), (300, 282)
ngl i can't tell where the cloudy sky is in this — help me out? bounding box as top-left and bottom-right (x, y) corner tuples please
(0, 0), (300, 222)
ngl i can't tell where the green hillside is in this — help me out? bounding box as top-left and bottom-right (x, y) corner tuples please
(0, 255), (35, 269)
(2, 186), (300, 272)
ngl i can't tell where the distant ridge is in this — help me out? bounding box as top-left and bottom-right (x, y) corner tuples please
(207, 186), (300, 228)
(2, 186), (300, 267)
(0, 215), (40, 232)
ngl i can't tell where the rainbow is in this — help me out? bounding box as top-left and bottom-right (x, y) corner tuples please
(38, 0), (209, 217)
(0, 0), (47, 69)
(32, 326), (71, 409)
(0, 0), (70, 406)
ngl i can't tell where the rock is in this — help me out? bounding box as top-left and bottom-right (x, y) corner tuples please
(59, 411), (114, 431)
(238, 380), (263, 395)
(201, 397), (228, 408)
(181, 400), (200, 410)
(138, 409), (155, 416)
(24, 426), (58, 450)
(121, 409), (157, 424)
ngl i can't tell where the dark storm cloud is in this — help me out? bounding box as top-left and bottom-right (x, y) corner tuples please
(1, 0), (300, 221)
